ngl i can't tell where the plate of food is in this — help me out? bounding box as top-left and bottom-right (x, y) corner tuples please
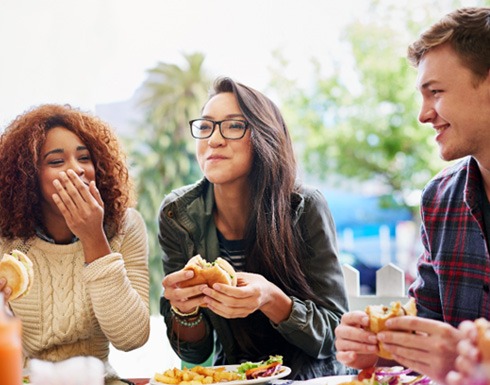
(151, 356), (291, 385)
(327, 367), (436, 385)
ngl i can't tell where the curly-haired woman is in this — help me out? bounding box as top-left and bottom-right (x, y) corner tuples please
(0, 104), (150, 384)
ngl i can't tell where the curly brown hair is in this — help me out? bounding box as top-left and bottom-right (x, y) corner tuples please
(0, 104), (135, 240)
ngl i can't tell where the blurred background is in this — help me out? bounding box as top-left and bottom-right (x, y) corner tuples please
(1, 0), (489, 374)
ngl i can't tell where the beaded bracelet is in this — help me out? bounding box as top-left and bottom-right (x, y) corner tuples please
(174, 312), (203, 328)
(171, 305), (199, 318)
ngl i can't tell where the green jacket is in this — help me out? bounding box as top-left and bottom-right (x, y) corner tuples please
(158, 178), (351, 379)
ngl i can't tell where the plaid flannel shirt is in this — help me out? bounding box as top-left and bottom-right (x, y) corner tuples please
(409, 156), (490, 326)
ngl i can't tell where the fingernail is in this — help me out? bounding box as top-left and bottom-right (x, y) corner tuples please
(0, 278), (6, 285)
(368, 335), (378, 343)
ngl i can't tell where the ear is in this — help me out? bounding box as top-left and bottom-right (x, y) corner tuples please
(485, 68), (490, 99)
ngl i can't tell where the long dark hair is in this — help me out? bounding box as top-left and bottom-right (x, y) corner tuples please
(209, 77), (320, 304)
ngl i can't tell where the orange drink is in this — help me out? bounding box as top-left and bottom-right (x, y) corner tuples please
(0, 293), (22, 385)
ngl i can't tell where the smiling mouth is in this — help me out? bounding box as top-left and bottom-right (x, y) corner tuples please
(434, 124), (449, 133)
(207, 156), (226, 161)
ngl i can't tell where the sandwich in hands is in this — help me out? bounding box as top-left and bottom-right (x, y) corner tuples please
(0, 250), (34, 301)
(365, 298), (417, 359)
(180, 254), (237, 288)
(475, 318), (490, 363)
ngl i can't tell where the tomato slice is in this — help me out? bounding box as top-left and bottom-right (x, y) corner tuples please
(358, 367), (376, 381)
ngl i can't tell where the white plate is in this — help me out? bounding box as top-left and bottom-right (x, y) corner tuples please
(311, 375), (356, 385)
(150, 364), (292, 385)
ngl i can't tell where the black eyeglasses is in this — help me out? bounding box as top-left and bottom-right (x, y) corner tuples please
(189, 119), (249, 140)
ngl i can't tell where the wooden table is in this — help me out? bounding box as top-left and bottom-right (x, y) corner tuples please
(128, 379), (150, 385)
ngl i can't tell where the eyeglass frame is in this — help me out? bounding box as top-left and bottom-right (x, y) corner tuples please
(189, 118), (250, 140)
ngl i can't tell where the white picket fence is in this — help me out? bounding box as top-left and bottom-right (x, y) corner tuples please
(342, 263), (409, 311)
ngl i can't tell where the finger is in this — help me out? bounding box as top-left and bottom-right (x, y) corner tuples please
(205, 299), (247, 319)
(202, 286), (247, 308)
(162, 270), (195, 288)
(335, 323), (378, 345)
(459, 320), (478, 341)
(89, 181), (104, 207)
(389, 350), (431, 374)
(53, 178), (78, 212)
(458, 339), (479, 360)
(454, 354), (476, 378)
(66, 169), (95, 203)
(336, 351), (358, 366)
(52, 192), (73, 220)
(445, 370), (464, 385)
(340, 311), (370, 327)
(2, 286), (12, 301)
(386, 316), (451, 335)
(378, 330), (428, 352)
(335, 337), (378, 354)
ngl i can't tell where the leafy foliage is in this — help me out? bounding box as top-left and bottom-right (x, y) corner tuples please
(125, 53), (211, 313)
(269, 1), (459, 210)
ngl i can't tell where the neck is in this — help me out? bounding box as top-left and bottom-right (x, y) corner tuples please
(213, 182), (251, 240)
(477, 159), (490, 202)
(41, 206), (75, 244)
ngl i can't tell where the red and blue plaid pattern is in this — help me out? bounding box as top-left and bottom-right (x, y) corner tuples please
(409, 156), (490, 327)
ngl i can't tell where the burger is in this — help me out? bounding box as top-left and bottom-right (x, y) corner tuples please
(475, 318), (490, 363)
(180, 255), (237, 288)
(365, 298), (417, 359)
(0, 250), (34, 301)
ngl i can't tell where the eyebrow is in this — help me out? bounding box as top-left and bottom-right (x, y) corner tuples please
(418, 79), (437, 91)
(43, 145), (88, 160)
(201, 113), (245, 120)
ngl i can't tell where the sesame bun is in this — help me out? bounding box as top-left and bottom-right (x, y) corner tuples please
(0, 250), (34, 301)
(365, 298), (417, 359)
(181, 255), (237, 288)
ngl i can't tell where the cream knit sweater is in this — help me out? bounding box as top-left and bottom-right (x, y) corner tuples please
(2, 208), (150, 380)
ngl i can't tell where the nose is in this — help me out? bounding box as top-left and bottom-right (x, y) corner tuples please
(418, 101), (436, 124)
(67, 159), (85, 175)
(207, 122), (225, 146)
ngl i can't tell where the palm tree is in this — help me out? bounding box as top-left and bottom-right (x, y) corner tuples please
(128, 52), (212, 313)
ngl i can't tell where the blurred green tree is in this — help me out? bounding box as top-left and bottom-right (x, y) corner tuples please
(126, 53), (211, 313)
(268, 1), (473, 211)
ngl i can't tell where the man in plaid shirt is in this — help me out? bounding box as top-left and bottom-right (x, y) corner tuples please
(334, 6), (490, 385)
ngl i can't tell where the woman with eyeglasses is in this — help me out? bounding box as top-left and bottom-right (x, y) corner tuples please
(159, 77), (351, 380)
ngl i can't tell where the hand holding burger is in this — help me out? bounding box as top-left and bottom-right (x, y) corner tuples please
(180, 255), (237, 288)
(0, 250), (34, 301)
(365, 298), (417, 359)
(446, 319), (490, 385)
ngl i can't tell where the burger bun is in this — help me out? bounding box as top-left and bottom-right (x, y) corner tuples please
(365, 298), (417, 359)
(0, 250), (34, 301)
(180, 254), (237, 288)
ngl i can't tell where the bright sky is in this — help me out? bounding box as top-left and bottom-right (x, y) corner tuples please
(0, 0), (372, 128)
(0, 0), (481, 129)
